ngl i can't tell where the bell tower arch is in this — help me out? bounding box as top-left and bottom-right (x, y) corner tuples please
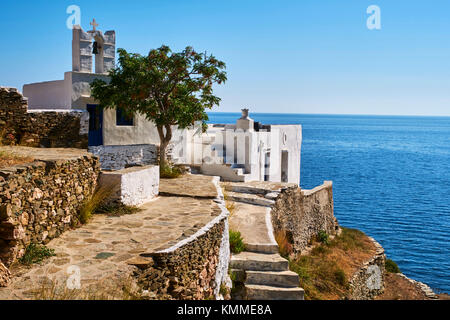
(71, 20), (115, 74)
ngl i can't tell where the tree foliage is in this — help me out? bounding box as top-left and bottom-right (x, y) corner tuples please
(91, 45), (227, 167)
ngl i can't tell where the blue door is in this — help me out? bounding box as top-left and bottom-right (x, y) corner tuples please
(87, 104), (103, 146)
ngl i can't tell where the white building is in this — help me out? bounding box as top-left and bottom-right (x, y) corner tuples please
(169, 109), (302, 184)
(22, 24), (303, 185)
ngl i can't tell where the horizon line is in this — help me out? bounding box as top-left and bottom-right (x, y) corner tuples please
(208, 111), (450, 118)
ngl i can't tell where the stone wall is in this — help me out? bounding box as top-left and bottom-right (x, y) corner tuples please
(88, 144), (158, 171)
(349, 237), (386, 300)
(134, 178), (231, 300)
(0, 87), (88, 149)
(271, 181), (338, 254)
(0, 155), (100, 268)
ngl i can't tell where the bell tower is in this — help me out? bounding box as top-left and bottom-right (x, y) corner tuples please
(72, 20), (116, 74)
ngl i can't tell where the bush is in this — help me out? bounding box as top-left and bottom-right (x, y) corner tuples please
(317, 230), (330, 245)
(160, 165), (183, 179)
(385, 259), (401, 273)
(229, 230), (246, 254)
(334, 269), (347, 286)
(19, 244), (56, 265)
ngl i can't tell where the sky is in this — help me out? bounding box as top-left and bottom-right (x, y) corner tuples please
(0, 0), (449, 116)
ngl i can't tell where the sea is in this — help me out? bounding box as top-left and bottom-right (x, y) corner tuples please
(208, 112), (450, 294)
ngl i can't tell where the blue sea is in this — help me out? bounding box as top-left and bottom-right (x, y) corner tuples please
(208, 112), (450, 294)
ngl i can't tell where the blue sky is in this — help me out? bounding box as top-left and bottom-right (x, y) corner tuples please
(0, 0), (449, 116)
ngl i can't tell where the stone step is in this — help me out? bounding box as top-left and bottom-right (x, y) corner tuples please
(227, 192), (275, 207)
(246, 270), (300, 288)
(245, 243), (279, 254)
(230, 252), (289, 272)
(246, 284), (305, 300)
(224, 184), (271, 195)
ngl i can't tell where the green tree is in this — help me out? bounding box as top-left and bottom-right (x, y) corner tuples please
(91, 45), (227, 168)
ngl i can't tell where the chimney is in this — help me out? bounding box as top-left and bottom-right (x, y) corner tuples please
(236, 108), (254, 131)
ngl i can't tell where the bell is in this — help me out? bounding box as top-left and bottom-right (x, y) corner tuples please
(93, 41), (99, 55)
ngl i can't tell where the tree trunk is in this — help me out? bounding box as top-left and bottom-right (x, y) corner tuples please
(157, 125), (173, 169)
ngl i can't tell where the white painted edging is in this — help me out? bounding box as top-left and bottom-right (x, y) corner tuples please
(265, 207), (278, 246)
(302, 181), (332, 196)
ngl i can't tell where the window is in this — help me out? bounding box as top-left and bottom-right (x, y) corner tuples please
(116, 108), (134, 126)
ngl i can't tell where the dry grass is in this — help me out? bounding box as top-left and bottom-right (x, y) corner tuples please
(33, 276), (143, 300)
(78, 182), (118, 224)
(96, 203), (142, 217)
(275, 230), (294, 259)
(289, 228), (376, 300)
(222, 184), (236, 217)
(0, 150), (34, 168)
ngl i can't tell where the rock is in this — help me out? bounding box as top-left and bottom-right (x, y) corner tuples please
(265, 192), (279, 200)
(0, 205), (12, 221)
(0, 262), (11, 287)
(33, 188), (43, 200)
(127, 257), (154, 270)
(94, 252), (115, 260)
(0, 224), (25, 241)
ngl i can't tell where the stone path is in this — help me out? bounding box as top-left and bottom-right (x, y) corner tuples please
(0, 175), (221, 300)
(0, 146), (91, 162)
(226, 182), (305, 300)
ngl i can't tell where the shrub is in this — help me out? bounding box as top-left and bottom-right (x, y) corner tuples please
(229, 230), (246, 254)
(385, 259), (401, 273)
(19, 244), (56, 265)
(317, 230), (330, 245)
(275, 230), (293, 258)
(160, 165), (183, 179)
(334, 269), (347, 286)
(219, 283), (230, 298)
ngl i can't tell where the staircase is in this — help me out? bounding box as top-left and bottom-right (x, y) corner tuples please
(227, 183), (305, 300)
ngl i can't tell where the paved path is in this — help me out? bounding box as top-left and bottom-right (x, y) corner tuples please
(0, 175), (220, 300)
(229, 203), (273, 246)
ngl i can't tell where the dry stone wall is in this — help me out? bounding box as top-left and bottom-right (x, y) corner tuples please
(0, 155), (100, 268)
(349, 237), (386, 300)
(0, 87), (88, 148)
(271, 181), (338, 254)
(136, 219), (227, 300)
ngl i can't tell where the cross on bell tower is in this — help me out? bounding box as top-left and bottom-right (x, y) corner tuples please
(90, 18), (99, 31)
